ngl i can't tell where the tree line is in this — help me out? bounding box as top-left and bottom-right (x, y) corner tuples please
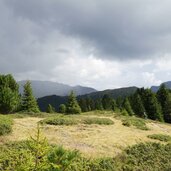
(77, 84), (171, 123)
(0, 74), (81, 115)
(1, 74), (171, 124)
(0, 74), (39, 114)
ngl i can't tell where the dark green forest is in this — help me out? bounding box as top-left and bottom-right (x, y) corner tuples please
(1, 74), (171, 123)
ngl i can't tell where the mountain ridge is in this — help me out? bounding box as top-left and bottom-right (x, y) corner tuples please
(151, 81), (171, 92)
(37, 86), (138, 111)
(18, 80), (97, 98)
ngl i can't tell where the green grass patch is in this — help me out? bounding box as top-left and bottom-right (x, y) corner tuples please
(40, 116), (78, 126)
(122, 117), (149, 130)
(147, 134), (171, 142)
(82, 110), (115, 116)
(40, 115), (114, 126)
(82, 117), (114, 125)
(0, 115), (13, 136)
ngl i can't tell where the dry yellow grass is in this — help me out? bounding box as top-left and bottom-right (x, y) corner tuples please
(2, 114), (171, 158)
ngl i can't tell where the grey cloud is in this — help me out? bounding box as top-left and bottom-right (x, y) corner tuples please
(1, 0), (171, 89)
(3, 0), (171, 60)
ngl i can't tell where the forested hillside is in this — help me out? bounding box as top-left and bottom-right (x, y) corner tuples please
(37, 86), (137, 111)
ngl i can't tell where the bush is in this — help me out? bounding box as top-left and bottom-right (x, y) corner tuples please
(59, 104), (66, 113)
(0, 115), (13, 136)
(46, 104), (55, 113)
(40, 116), (77, 126)
(48, 146), (79, 170)
(122, 120), (131, 127)
(1, 127), (171, 171)
(118, 142), (171, 171)
(0, 126), (79, 171)
(147, 134), (171, 142)
(122, 117), (149, 130)
(82, 117), (114, 125)
(121, 109), (129, 116)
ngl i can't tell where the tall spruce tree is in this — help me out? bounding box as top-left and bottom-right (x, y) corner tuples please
(66, 91), (81, 114)
(157, 84), (169, 111)
(143, 89), (163, 121)
(94, 99), (103, 110)
(123, 97), (134, 116)
(0, 74), (20, 113)
(78, 98), (88, 112)
(163, 94), (171, 123)
(86, 97), (95, 111)
(130, 93), (146, 118)
(102, 94), (113, 110)
(21, 81), (40, 113)
(111, 99), (117, 111)
(116, 97), (123, 111)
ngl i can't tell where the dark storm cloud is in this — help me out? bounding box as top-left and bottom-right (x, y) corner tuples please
(1, 0), (171, 89)
(3, 0), (171, 60)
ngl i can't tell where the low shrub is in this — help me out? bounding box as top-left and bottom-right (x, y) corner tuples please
(0, 115), (13, 136)
(122, 117), (149, 130)
(118, 142), (171, 171)
(121, 109), (129, 116)
(1, 125), (171, 171)
(82, 117), (114, 125)
(0, 126), (79, 171)
(40, 116), (77, 126)
(147, 134), (171, 142)
(122, 120), (131, 127)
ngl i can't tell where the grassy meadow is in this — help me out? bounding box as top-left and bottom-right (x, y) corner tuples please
(1, 111), (171, 170)
(1, 111), (171, 159)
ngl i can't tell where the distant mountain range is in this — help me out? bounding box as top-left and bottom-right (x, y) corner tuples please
(18, 80), (171, 112)
(37, 86), (138, 112)
(18, 80), (97, 98)
(151, 81), (171, 92)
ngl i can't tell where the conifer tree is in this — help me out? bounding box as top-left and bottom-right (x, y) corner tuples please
(21, 81), (40, 113)
(66, 91), (81, 114)
(131, 93), (146, 118)
(163, 94), (171, 123)
(102, 94), (113, 110)
(85, 97), (95, 111)
(59, 104), (66, 113)
(157, 84), (169, 111)
(111, 99), (117, 111)
(46, 104), (55, 113)
(143, 89), (163, 121)
(123, 98), (134, 116)
(95, 99), (103, 110)
(0, 74), (20, 113)
(116, 97), (123, 111)
(78, 98), (88, 112)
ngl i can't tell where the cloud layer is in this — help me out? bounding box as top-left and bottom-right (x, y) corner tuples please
(1, 0), (171, 89)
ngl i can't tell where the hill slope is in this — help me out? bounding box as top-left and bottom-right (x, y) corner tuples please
(151, 81), (171, 92)
(37, 86), (138, 111)
(18, 80), (97, 98)
(79, 86), (138, 99)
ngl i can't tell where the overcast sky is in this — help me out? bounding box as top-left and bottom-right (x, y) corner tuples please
(1, 0), (171, 90)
